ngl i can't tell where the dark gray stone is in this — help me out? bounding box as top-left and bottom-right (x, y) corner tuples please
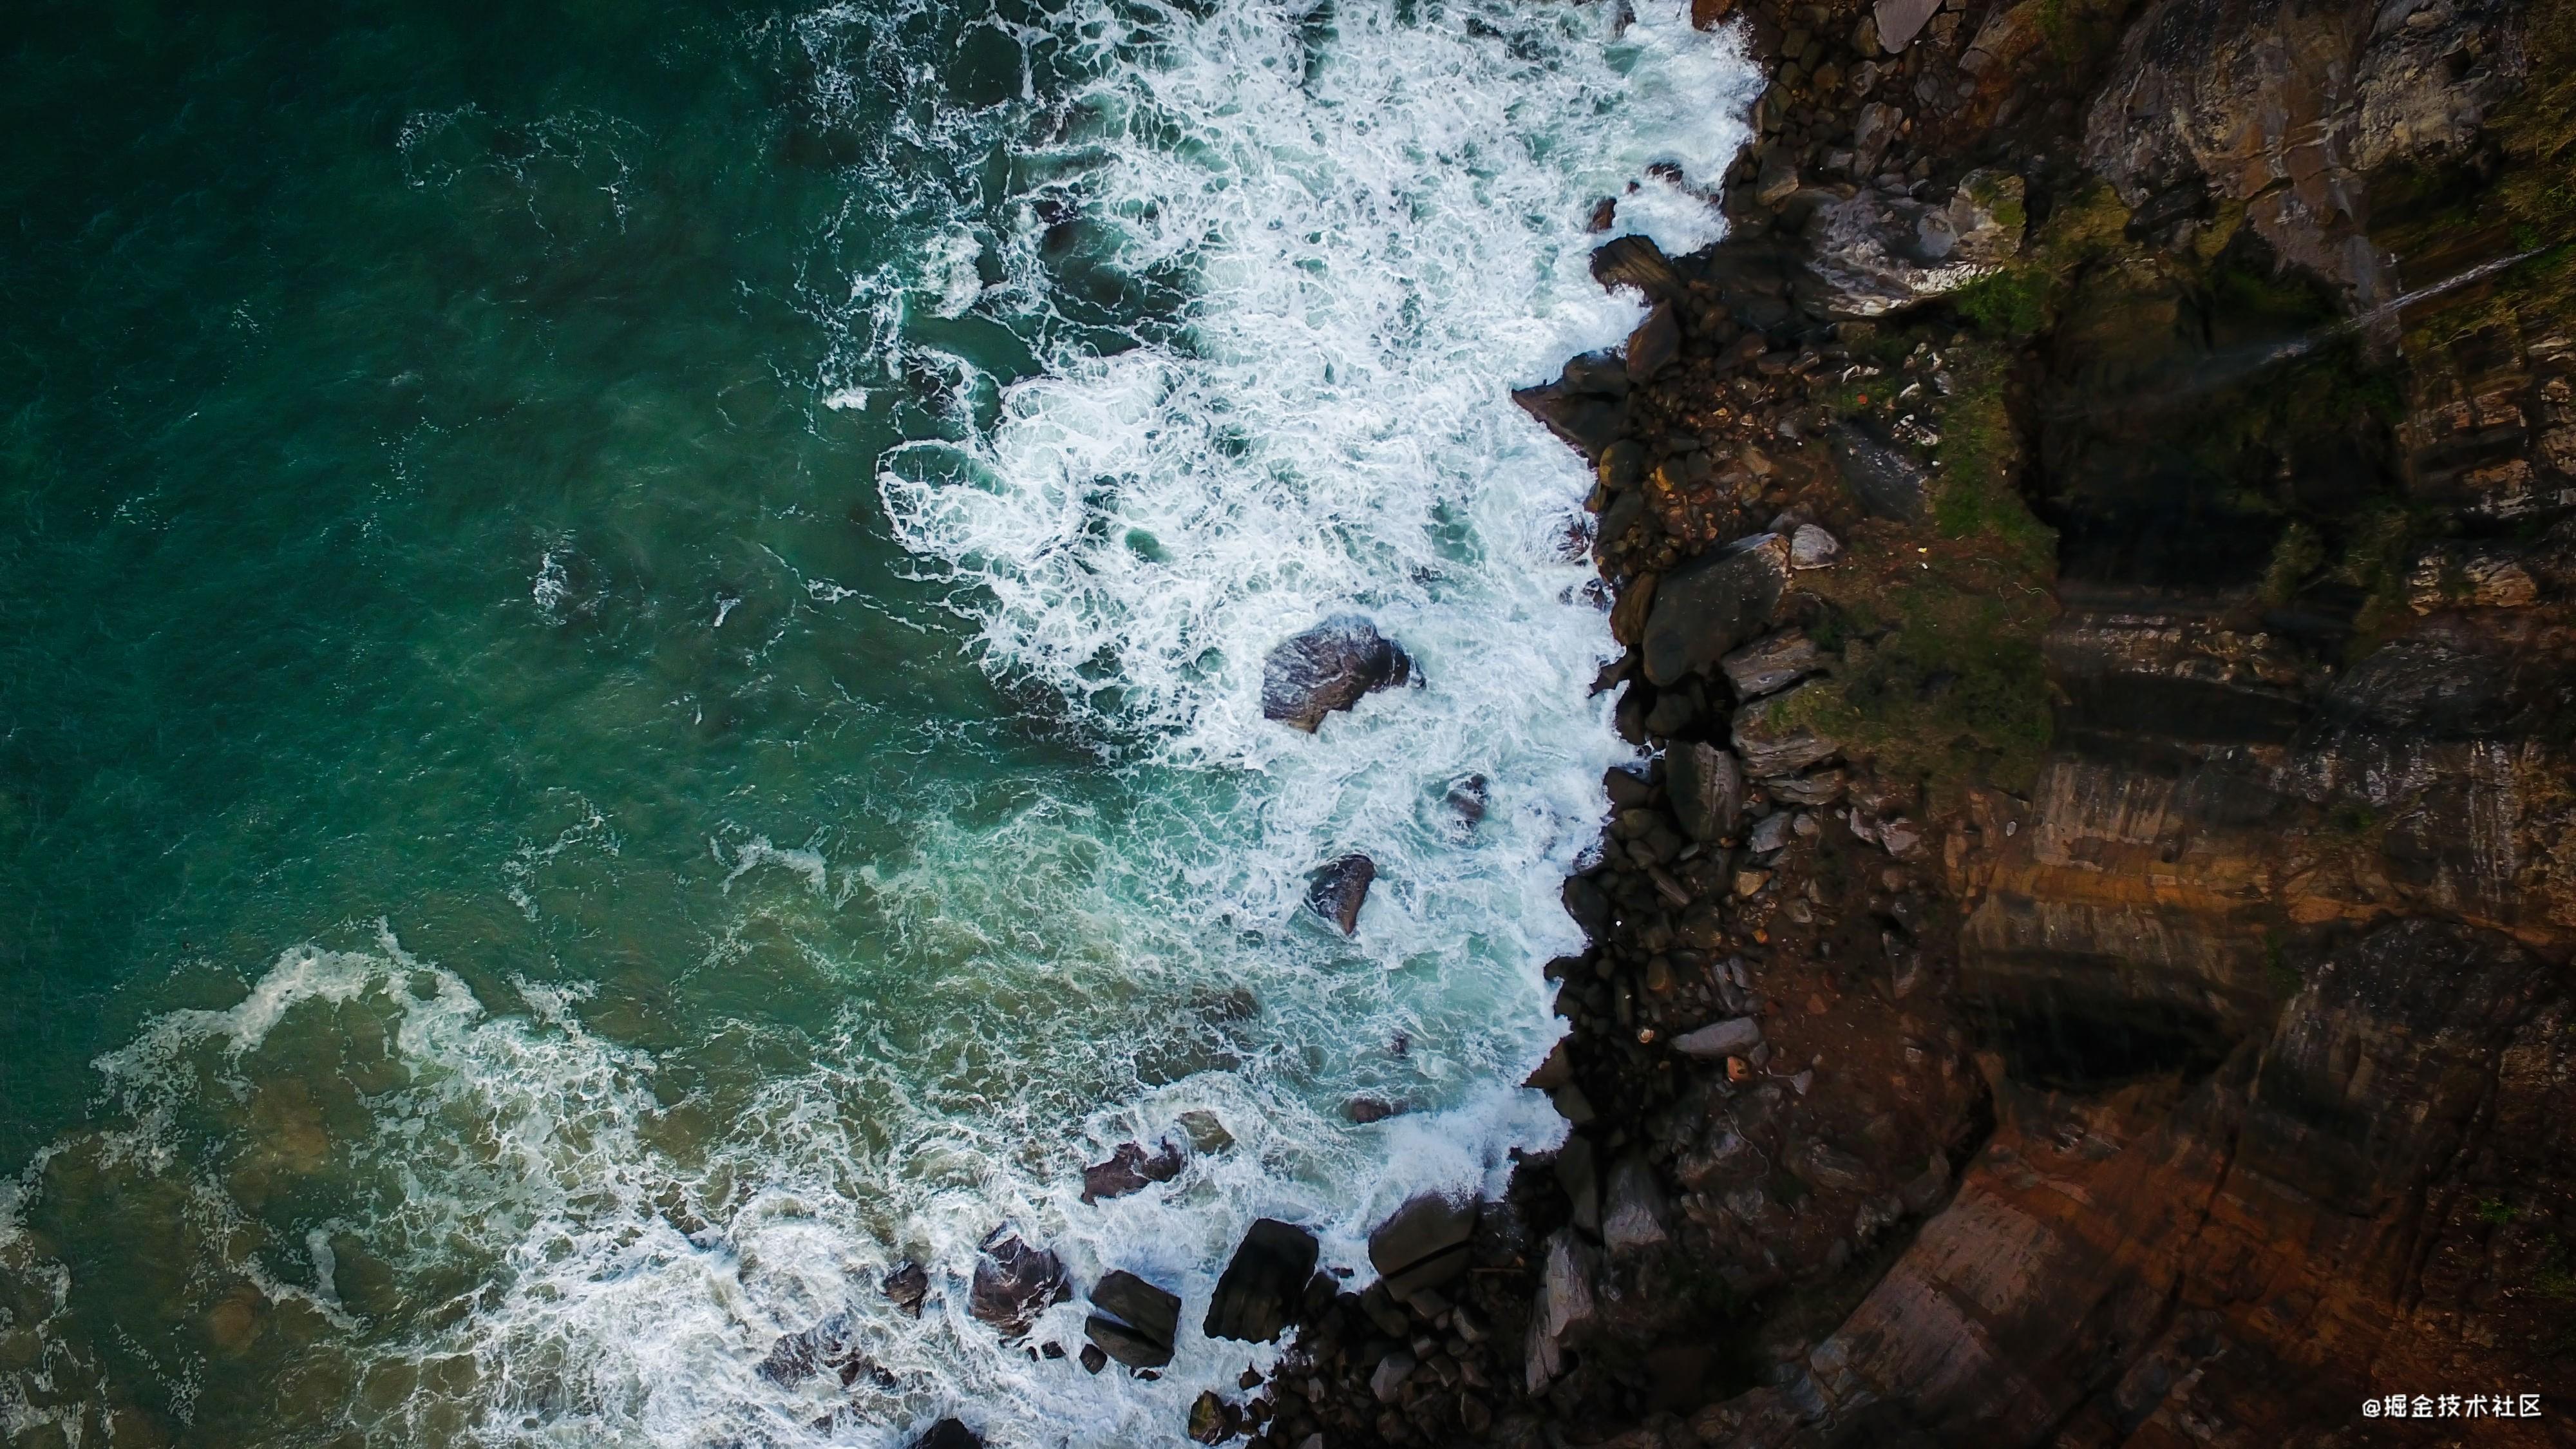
(1081, 1141), (1183, 1204)
(1830, 424), (1929, 521)
(1665, 742), (1744, 842)
(1305, 854), (1376, 935)
(1512, 384), (1628, 457)
(1262, 615), (1413, 732)
(1367, 1193), (1478, 1305)
(1626, 303), (1682, 383)
(1204, 1219), (1319, 1343)
(1672, 1017), (1763, 1059)
(1642, 533), (1793, 687)
(1083, 1315), (1168, 1369)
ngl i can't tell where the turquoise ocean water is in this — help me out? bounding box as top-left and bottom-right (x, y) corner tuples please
(0, 1), (1753, 1443)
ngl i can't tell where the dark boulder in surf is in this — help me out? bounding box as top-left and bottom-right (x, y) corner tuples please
(1204, 1218), (1320, 1343)
(1305, 854), (1377, 935)
(1084, 1269), (1184, 1369)
(1081, 1139), (1185, 1204)
(882, 1260), (929, 1318)
(1261, 614), (1414, 732)
(968, 1228), (1067, 1338)
(911, 1419), (981, 1449)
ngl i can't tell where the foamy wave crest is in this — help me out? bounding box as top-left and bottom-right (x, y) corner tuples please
(880, 0), (1750, 757)
(0, 5), (1758, 1445)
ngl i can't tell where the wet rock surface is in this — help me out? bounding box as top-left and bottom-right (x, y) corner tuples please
(1305, 853), (1378, 936)
(967, 1228), (1066, 1339)
(1261, 615), (1413, 732)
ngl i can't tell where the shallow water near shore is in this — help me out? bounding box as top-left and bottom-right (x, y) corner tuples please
(0, 0), (1756, 1442)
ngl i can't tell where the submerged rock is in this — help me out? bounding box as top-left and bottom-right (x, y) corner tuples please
(1261, 615), (1413, 732)
(1084, 1269), (1183, 1370)
(1642, 533), (1794, 687)
(1305, 853), (1376, 935)
(882, 1260), (929, 1318)
(1204, 1218), (1320, 1343)
(1081, 1140), (1184, 1204)
(968, 1228), (1066, 1338)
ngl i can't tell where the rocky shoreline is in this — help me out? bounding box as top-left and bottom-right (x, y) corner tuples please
(856, 0), (2576, 1439)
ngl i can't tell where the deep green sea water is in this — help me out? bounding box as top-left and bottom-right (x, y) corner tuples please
(0, 1), (1754, 1443)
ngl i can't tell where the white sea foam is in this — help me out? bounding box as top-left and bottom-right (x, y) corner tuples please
(0, 3), (1758, 1444)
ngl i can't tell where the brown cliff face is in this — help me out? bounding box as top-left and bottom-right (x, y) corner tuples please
(1236, 0), (2575, 1444)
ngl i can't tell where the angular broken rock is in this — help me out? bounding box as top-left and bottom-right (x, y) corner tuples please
(1625, 302), (1682, 383)
(882, 1260), (929, 1318)
(1204, 1218), (1319, 1343)
(1790, 524), (1842, 569)
(1589, 233), (1688, 303)
(1511, 383), (1629, 458)
(1665, 741), (1744, 842)
(1874, 0), (1940, 51)
(1733, 680), (1841, 778)
(1642, 533), (1793, 687)
(1767, 766), (1848, 806)
(1081, 1140), (1184, 1204)
(1798, 171), (2026, 317)
(1370, 1351), (1417, 1403)
(1262, 615), (1412, 732)
(1305, 854), (1376, 935)
(1672, 1016), (1764, 1059)
(969, 1228), (1067, 1338)
(1367, 1193), (1479, 1305)
(1746, 810), (1794, 856)
(1719, 629), (1823, 701)
(1600, 1154), (1672, 1254)
(1084, 1269), (1183, 1370)
(1524, 1229), (1602, 1395)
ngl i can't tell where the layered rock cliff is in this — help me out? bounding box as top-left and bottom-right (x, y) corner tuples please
(1184, 0), (2576, 1444)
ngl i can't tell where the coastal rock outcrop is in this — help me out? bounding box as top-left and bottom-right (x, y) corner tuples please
(1203, 1218), (1319, 1343)
(1796, 170), (2025, 317)
(967, 1228), (1066, 1338)
(1084, 1269), (1184, 1370)
(1260, 616), (1412, 732)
